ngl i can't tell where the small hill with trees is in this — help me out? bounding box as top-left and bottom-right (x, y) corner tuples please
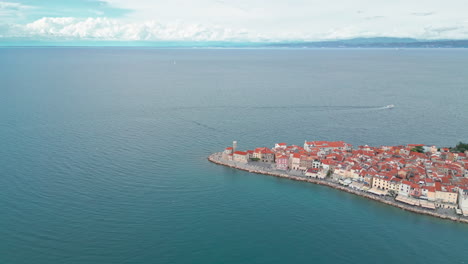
(452, 142), (468, 153)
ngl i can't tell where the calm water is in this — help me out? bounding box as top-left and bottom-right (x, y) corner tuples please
(1, 48), (468, 264)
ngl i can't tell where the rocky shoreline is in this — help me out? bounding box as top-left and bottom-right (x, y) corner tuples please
(208, 152), (468, 224)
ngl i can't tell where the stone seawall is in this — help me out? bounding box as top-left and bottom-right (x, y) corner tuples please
(208, 153), (468, 224)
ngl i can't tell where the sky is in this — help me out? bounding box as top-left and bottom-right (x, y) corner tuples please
(1, 0), (468, 43)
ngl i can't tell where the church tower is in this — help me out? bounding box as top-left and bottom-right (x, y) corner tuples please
(233, 141), (237, 153)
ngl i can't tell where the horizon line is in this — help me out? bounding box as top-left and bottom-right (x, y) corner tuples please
(1, 37), (468, 48)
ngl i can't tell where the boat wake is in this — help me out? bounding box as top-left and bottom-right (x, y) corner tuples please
(380, 104), (395, 110)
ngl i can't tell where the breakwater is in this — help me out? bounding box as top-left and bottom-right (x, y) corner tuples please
(208, 153), (468, 224)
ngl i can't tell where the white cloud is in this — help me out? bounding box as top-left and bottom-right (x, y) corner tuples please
(2, 1), (468, 42)
(3, 17), (257, 41)
(0, 1), (32, 9)
(0, 1), (34, 22)
(411, 12), (435, 16)
(1, 15), (468, 42)
(420, 25), (468, 39)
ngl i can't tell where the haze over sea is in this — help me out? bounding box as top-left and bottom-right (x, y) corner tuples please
(1, 48), (468, 264)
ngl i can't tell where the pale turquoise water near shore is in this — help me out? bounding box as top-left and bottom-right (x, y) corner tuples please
(1, 48), (468, 264)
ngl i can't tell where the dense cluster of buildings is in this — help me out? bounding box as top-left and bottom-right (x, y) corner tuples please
(222, 140), (468, 216)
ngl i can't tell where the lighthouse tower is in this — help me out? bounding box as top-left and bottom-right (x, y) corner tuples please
(233, 141), (237, 153)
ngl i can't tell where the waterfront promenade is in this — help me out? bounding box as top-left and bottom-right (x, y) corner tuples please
(208, 152), (468, 224)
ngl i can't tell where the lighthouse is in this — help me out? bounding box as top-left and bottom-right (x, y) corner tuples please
(233, 141), (237, 153)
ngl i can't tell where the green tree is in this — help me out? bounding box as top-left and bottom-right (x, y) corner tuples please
(453, 142), (468, 152)
(410, 146), (424, 153)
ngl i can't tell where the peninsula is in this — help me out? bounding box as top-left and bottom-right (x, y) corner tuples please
(209, 141), (468, 223)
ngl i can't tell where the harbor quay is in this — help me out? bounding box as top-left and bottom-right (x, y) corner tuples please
(208, 141), (468, 224)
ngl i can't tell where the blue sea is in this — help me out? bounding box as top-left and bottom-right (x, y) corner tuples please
(1, 48), (468, 264)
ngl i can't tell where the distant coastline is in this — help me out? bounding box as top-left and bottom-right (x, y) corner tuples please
(2, 37), (468, 48)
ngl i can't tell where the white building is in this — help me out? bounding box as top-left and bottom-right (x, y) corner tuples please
(312, 160), (321, 169)
(233, 151), (248, 163)
(458, 189), (468, 216)
(274, 143), (287, 149)
(399, 181), (412, 196)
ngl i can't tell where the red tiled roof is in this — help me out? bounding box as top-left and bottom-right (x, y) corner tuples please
(254, 147), (274, 154)
(407, 144), (425, 147)
(424, 186), (435, 192)
(441, 177), (450, 184)
(402, 180), (412, 186)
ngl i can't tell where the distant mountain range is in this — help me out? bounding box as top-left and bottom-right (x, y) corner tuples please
(267, 37), (468, 48)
